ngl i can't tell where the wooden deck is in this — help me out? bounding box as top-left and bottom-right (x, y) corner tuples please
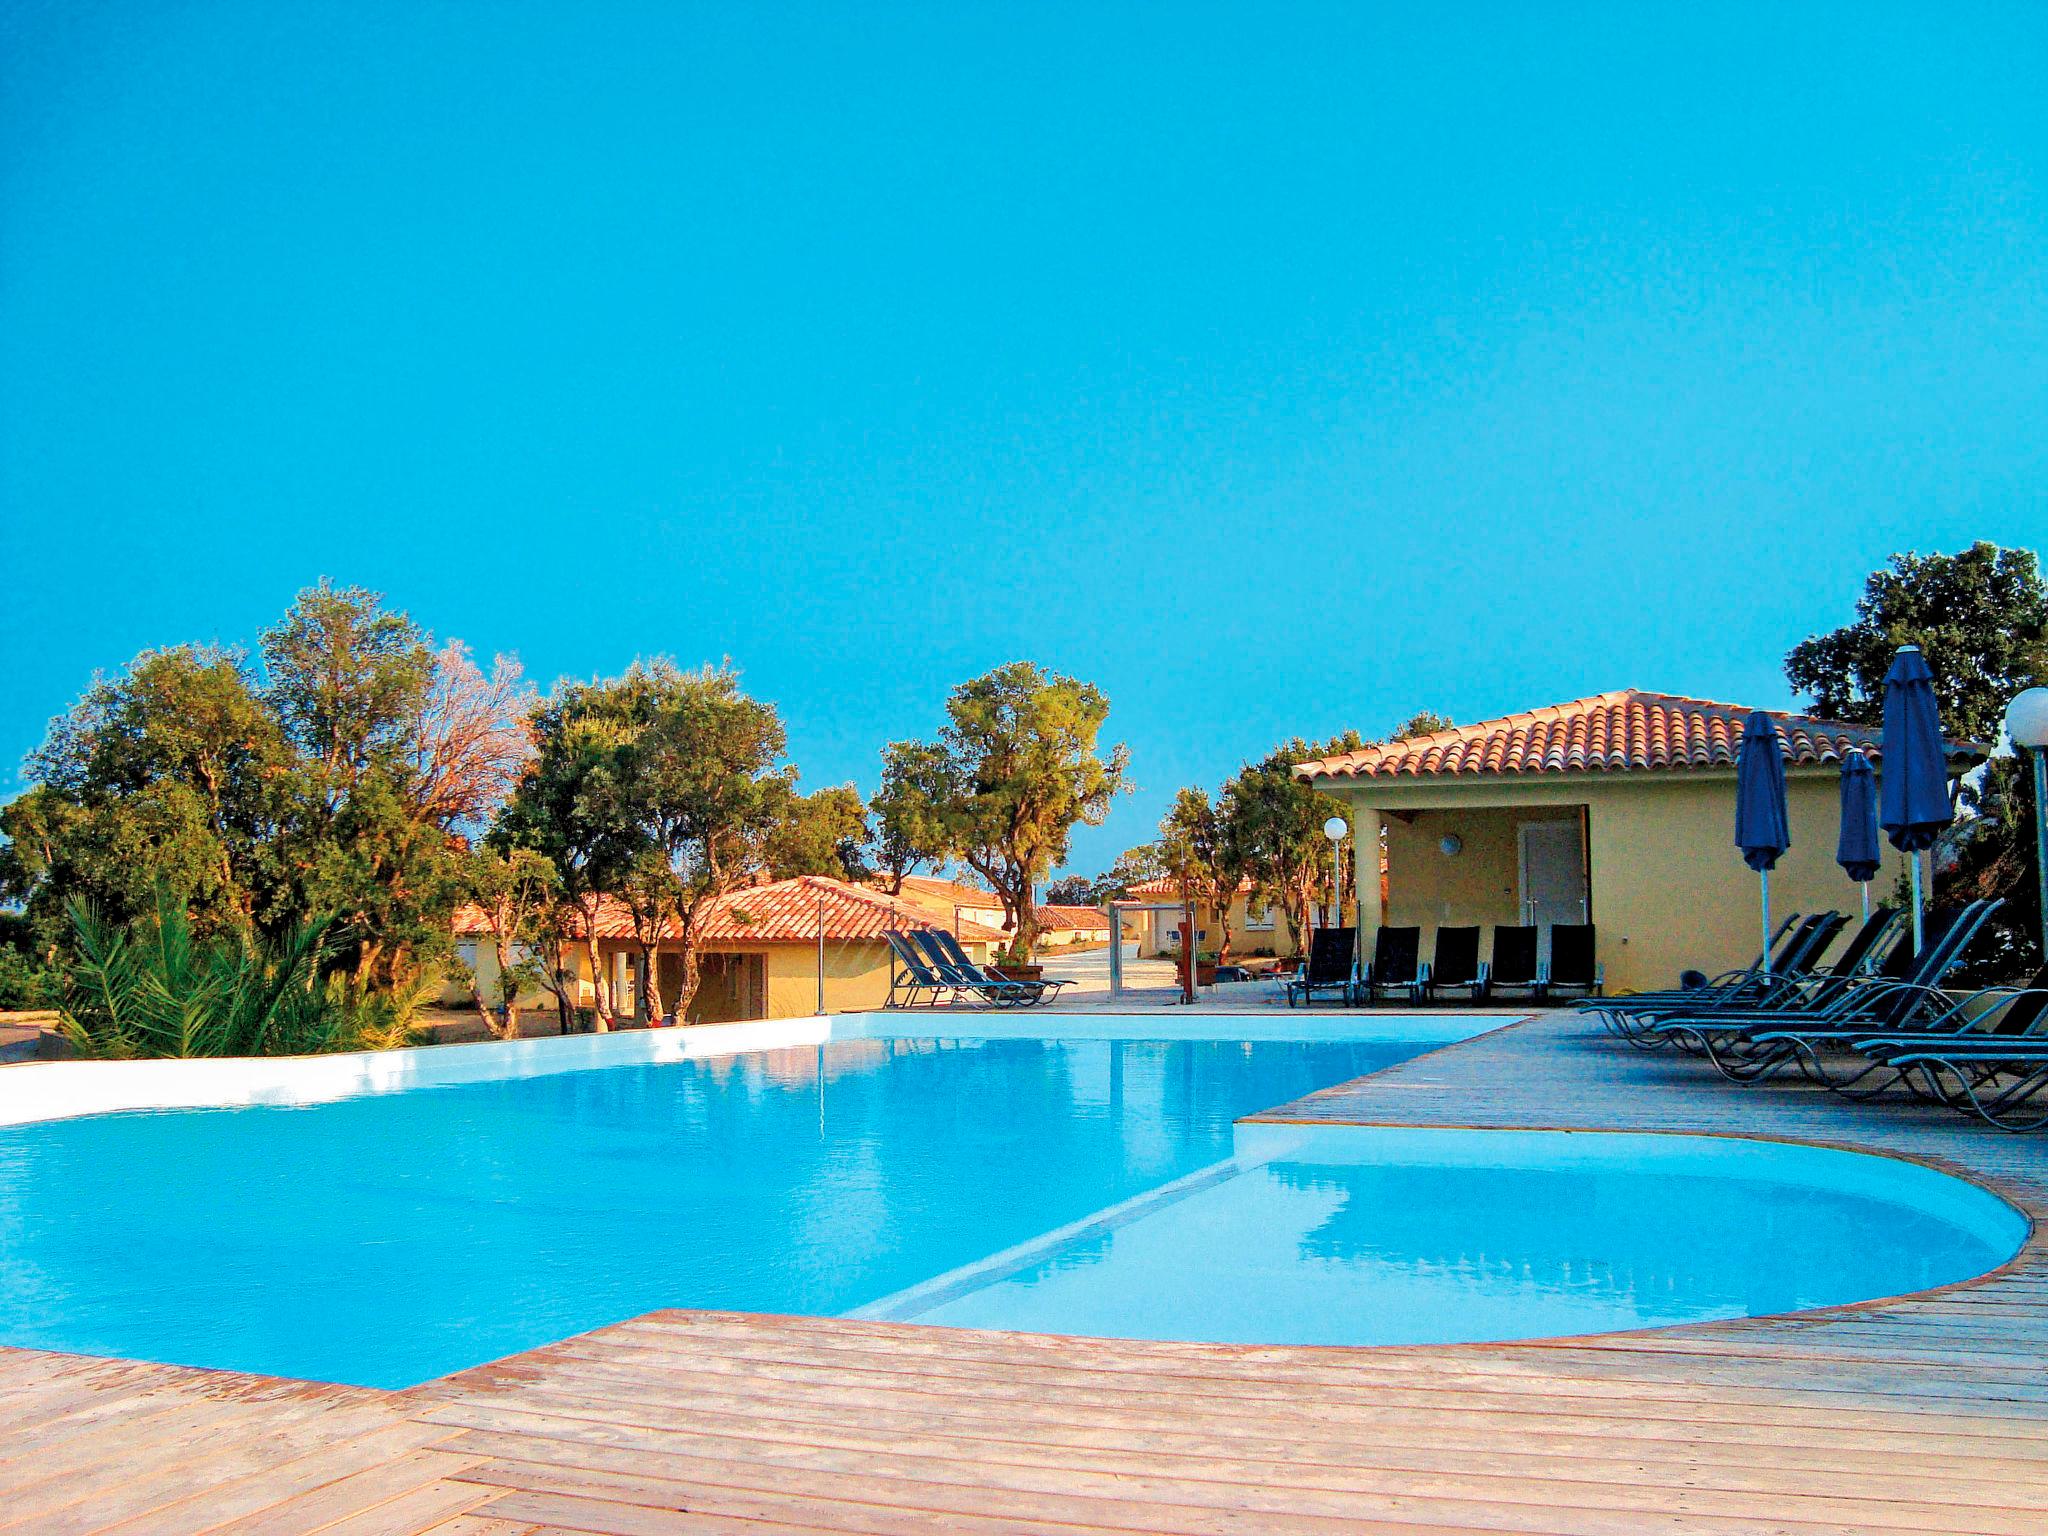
(5, 1010), (2047, 1534)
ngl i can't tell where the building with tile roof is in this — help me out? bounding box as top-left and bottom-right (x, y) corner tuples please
(449, 875), (1004, 1026)
(1293, 690), (1984, 996)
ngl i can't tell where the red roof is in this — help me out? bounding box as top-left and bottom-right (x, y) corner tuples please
(454, 876), (1008, 945)
(1293, 690), (1985, 783)
(1122, 876), (1256, 898)
(1036, 904), (1113, 932)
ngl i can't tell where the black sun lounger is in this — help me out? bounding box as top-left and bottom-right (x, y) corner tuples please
(1285, 927), (1356, 1007)
(1424, 926), (1486, 1004)
(1362, 926), (1423, 1005)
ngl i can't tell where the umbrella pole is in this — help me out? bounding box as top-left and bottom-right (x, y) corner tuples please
(1759, 869), (1771, 975)
(1910, 853), (1924, 953)
(1860, 882), (1869, 923)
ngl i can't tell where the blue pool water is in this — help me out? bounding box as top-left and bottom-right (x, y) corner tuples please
(0, 1035), (1411, 1387)
(896, 1126), (2028, 1344)
(0, 1029), (2024, 1388)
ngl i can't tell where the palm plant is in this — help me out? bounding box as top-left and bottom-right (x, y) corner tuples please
(57, 891), (420, 1058)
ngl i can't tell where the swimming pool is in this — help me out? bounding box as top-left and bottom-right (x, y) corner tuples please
(0, 1020), (1443, 1386)
(0, 1015), (2023, 1388)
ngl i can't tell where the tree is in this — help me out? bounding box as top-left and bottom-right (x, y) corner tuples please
(1224, 733), (1365, 948)
(493, 682), (640, 1027)
(876, 664), (1128, 961)
(8, 647), (289, 937)
(494, 662), (795, 1025)
(1394, 710), (1455, 739)
(1, 583), (533, 1029)
(1786, 542), (2048, 980)
(460, 845), (563, 1037)
(410, 642), (536, 833)
(764, 785), (873, 881)
(1044, 845), (1162, 908)
(1785, 543), (2046, 741)
(1157, 787), (1247, 959)
(869, 741), (953, 893)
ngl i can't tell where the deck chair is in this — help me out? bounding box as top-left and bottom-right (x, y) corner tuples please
(927, 928), (1071, 1005)
(908, 930), (1033, 1006)
(1597, 910), (1883, 1047)
(1658, 901), (2002, 1084)
(882, 931), (953, 1007)
(1540, 923), (1601, 1001)
(1285, 927), (1356, 1007)
(1486, 926), (1540, 1002)
(1424, 926), (1486, 1004)
(1861, 967), (2048, 1129)
(1362, 925), (1423, 1005)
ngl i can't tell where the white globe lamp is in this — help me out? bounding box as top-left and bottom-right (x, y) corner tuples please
(2007, 688), (2048, 961)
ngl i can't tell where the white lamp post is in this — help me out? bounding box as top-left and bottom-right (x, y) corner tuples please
(1322, 815), (1347, 931)
(2006, 687), (2048, 962)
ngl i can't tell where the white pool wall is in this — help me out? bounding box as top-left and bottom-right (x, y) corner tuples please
(0, 1012), (1500, 1127)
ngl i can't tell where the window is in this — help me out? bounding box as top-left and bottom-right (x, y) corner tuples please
(456, 941), (479, 970)
(1245, 899), (1276, 931)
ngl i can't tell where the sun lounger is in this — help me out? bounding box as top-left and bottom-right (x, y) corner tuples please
(1653, 900), (2001, 1084)
(1423, 926), (1486, 1004)
(906, 929), (1034, 1006)
(883, 931), (955, 1007)
(1285, 928), (1356, 1007)
(918, 928), (1071, 1006)
(1540, 923), (1602, 1001)
(1486, 926), (1541, 1003)
(1361, 925), (1423, 1005)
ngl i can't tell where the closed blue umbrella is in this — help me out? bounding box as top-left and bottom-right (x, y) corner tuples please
(1836, 748), (1881, 921)
(1879, 645), (1953, 950)
(1735, 711), (1792, 969)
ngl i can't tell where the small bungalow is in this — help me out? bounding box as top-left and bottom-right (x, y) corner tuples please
(1123, 877), (1305, 961)
(450, 874), (1007, 1025)
(1293, 691), (1983, 996)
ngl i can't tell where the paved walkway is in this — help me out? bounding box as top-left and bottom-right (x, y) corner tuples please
(4, 1010), (2046, 1533)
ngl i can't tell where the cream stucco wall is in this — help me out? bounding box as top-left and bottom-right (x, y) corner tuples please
(1332, 769), (1909, 996)
(445, 932), (992, 1024)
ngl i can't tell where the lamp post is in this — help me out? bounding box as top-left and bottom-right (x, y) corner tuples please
(2006, 687), (2048, 963)
(1323, 815), (1347, 932)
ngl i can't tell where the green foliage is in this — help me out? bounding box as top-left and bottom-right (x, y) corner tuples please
(1786, 542), (2047, 982)
(1044, 845), (1162, 908)
(494, 661), (794, 1019)
(1158, 787), (1247, 957)
(1223, 733), (1365, 945)
(1785, 542), (2047, 741)
(2, 584), (527, 1002)
(1393, 711), (1455, 739)
(764, 784), (873, 880)
(460, 845), (565, 1035)
(0, 946), (51, 1010)
(55, 891), (420, 1059)
(874, 663), (1128, 959)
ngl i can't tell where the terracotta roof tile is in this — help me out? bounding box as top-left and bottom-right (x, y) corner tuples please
(1035, 904), (1113, 932)
(454, 876), (1007, 945)
(1293, 690), (1985, 783)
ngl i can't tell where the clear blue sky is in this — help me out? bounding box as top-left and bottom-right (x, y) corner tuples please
(3, 2), (2044, 878)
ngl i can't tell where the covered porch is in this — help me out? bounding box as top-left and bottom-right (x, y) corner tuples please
(1298, 692), (1933, 997)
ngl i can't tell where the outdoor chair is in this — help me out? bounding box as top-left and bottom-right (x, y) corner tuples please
(1284, 927), (1356, 1007)
(928, 927), (1071, 1005)
(1486, 926), (1541, 1002)
(1585, 912), (1826, 1030)
(908, 929), (1035, 1006)
(1423, 926), (1486, 1004)
(1853, 967), (2048, 1129)
(1539, 923), (1601, 1001)
(1652, 900), (2002, 1085)
(1361, 925), (1424, 1005)
(882, 931), (955, 1008)
(1594, 911), (1862, 1045)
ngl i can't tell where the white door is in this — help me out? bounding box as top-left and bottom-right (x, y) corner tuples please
(1518, 819), (1588, 958)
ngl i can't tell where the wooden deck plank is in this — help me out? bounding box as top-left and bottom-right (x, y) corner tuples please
(4, 1009), (2047, 1534)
